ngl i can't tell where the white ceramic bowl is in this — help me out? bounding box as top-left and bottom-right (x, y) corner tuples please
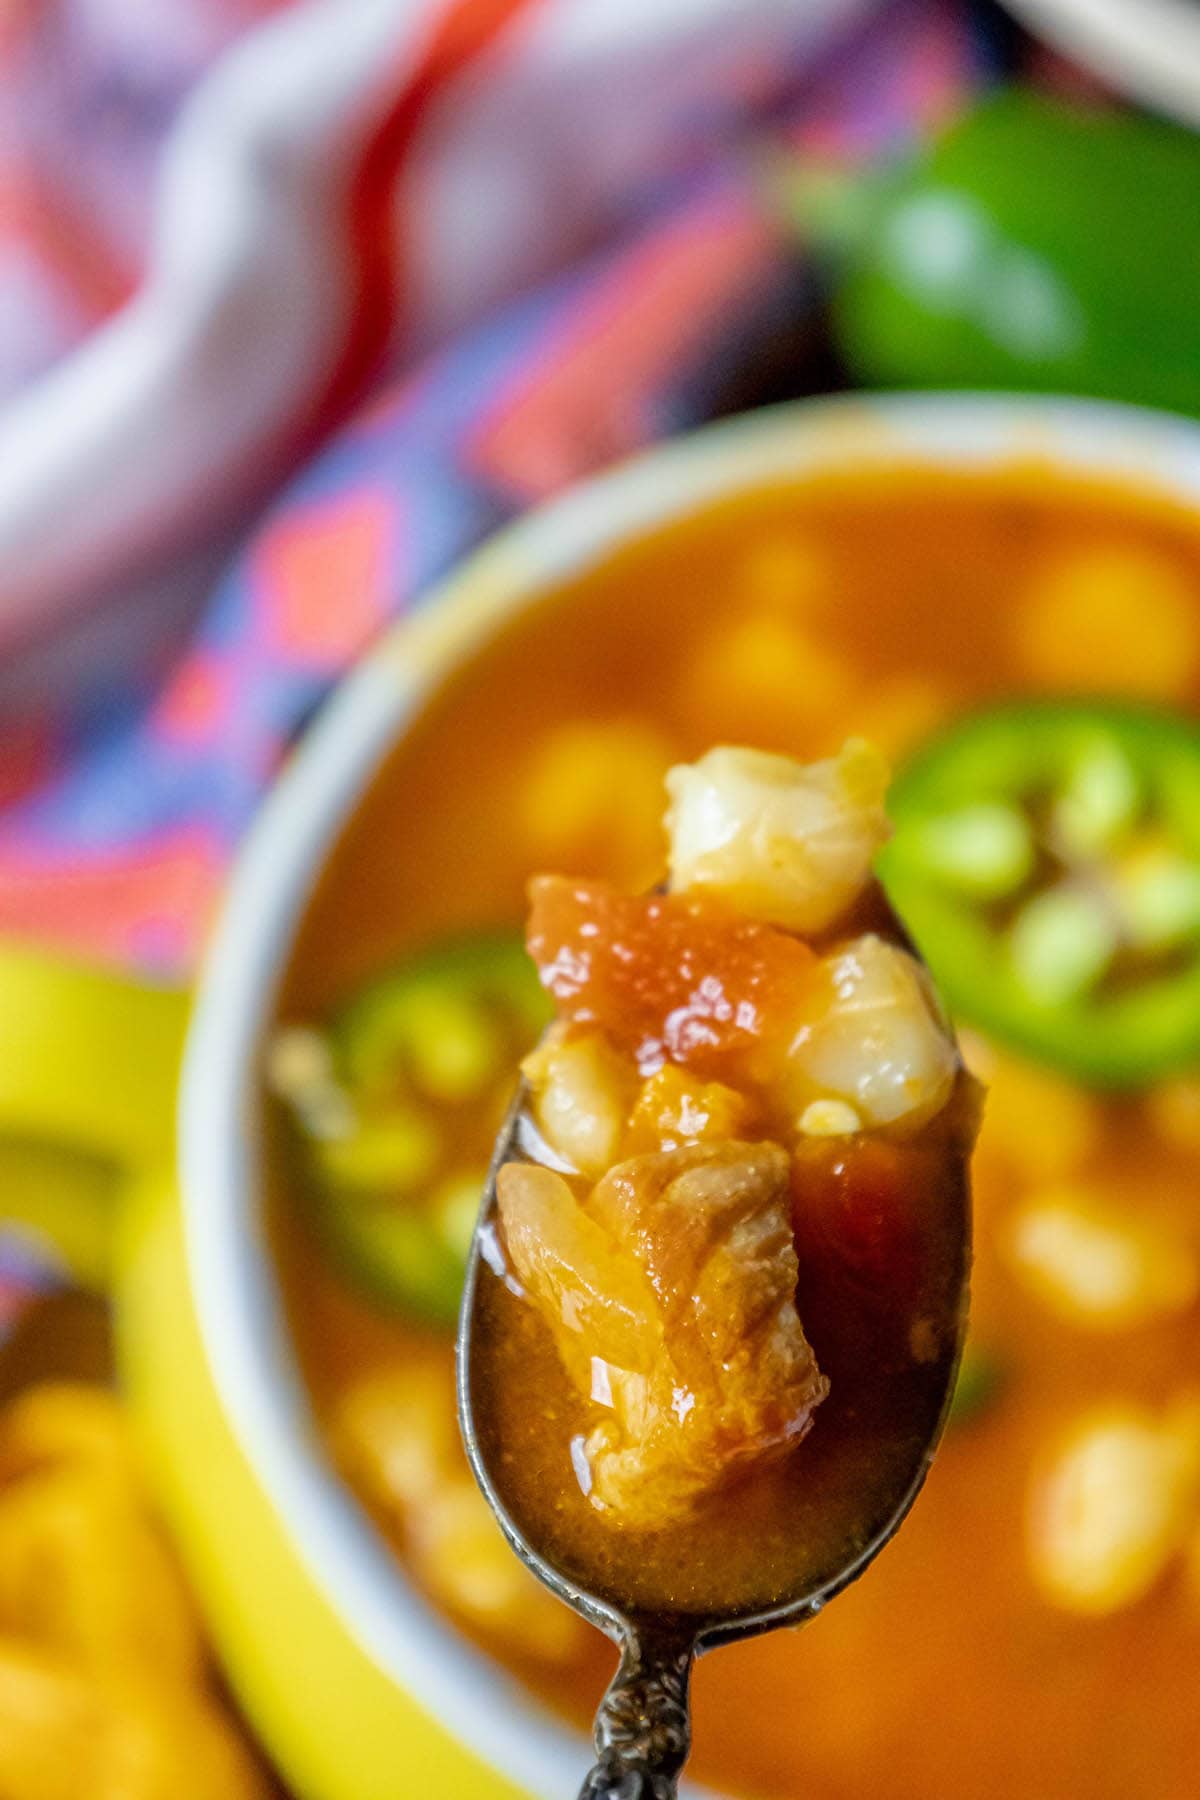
(179, 391), (1200, 1800)
(1004, 0), (1200, 128)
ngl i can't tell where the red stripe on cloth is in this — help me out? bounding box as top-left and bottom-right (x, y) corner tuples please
(0, 169), (137, 324)
(466, 196), (782, 503)
(307, 0), (548, 441)
(0, 715), (56, 810)
(0, 0), (37, 61)
(0, 827), (226, 968)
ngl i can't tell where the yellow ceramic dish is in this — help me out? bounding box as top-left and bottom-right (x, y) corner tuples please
(0, 941), (517, 1798)
(115, 1172), (525, 1800)
(0, 939), (186, 1166)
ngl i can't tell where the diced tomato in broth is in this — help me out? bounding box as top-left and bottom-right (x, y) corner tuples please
(526, 876), (818, 1081)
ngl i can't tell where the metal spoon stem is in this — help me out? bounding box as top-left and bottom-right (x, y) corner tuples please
(578, 1624), (694, 1800)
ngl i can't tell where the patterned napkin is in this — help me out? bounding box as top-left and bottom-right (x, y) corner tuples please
(0, 0), (990, 1331)
(0, 0), (987, 973)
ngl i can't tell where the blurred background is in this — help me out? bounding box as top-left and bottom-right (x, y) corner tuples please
(4, 1), (1200, 1796)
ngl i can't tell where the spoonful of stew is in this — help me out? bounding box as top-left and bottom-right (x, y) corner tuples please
(458, 741), (979, 1799)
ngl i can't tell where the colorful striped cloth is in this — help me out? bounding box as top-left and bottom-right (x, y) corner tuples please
(0, 0), (996, 1334)
(0, 1235), (68, 1338)
(0, 0), (989, 973)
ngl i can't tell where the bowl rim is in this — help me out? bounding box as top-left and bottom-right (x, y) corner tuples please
(180, 388), (1200, 1800)
(1002, 0), (1200, 130)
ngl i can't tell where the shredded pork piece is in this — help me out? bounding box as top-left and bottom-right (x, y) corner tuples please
(498, 1140), (828, 1523)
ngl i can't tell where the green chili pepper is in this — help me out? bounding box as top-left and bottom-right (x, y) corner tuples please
(273, 931), (550, 1326)
(808, 90), (1200, 416)
(878, 700), (1200, 1088)
(948, 1343), (1007, 1429)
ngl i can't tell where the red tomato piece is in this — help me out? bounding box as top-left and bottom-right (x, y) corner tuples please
(526, 876), (817, 1081)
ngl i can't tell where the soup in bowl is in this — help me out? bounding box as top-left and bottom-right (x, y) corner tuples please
(178, 394), (1200, 1800)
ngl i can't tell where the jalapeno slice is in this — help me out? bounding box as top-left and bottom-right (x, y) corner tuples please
(270, 932), (550, 1325)
(879, 701), (1200, 1088)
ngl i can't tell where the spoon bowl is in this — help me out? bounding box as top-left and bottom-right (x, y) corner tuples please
(459, 1067), (973, 1799)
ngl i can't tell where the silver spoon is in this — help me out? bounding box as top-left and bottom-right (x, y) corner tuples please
(459, 1067), (973, 1800)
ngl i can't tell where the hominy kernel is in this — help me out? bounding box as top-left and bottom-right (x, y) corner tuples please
(1027, 1399), (1200, 1615)
(525, 1030), (638, 1178)
(799, 1099), (862, 1137)
(1015, 542), (1199, 701)
(1007, 1190), (1198, 1330)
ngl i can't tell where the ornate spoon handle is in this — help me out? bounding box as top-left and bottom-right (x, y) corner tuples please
(577, 1627), (695, 1800)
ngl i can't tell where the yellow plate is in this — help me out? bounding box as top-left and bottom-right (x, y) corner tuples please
(114, 1169), (528, 1800)
(0, 1138), (116, 1290)
(0, 942), (528, 1796)
(0, 941), (189, 1286)
(0, 940), (188, 1166)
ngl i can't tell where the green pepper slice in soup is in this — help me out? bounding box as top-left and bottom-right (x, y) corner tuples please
(879, 700), (1200, 1087)
(271, 932), (550, 1325)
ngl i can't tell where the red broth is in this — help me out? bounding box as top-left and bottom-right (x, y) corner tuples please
(272, 464), (1200, 1800)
